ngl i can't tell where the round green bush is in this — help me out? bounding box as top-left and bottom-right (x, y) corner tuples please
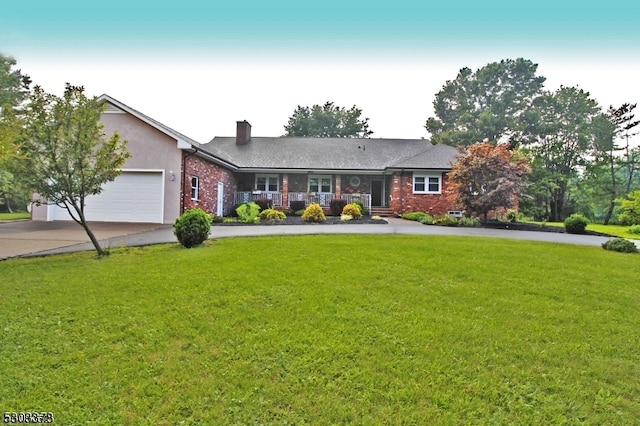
(433, 214), (459, 226)
(341, 203), (362, 219)
(601, 238), (638, 253)
(402, 212), (431, 222)
(302, 203), (326, 222)
(564, 213), (588, 234)
(352, 199), (366, 215)
(628, 225), (640, 235)
(259, 208), (286, 221)
(173, 208), (212, 248)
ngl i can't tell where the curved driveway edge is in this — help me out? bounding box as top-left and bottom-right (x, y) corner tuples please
(2, 218), (622, 260)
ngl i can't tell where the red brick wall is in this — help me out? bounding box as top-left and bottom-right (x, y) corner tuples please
(183, 155), (237, 215)
(389, 171), (455, 216)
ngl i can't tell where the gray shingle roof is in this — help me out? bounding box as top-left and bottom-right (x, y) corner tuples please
(197, 137), (459, 172)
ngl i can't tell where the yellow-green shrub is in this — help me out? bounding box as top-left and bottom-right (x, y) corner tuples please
(302, 203), (326, 222)
(341, 203), (362, 219)
(259, 208), (286, 221)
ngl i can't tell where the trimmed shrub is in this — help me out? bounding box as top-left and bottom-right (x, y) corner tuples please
(329, 198), (347, 216)
(564, 213), (588, 234)
(505, 209), (518, 223)
(433, 214), (459, 226)
(173, 208), (212, 248)
(601, 238), (638, 253)
(459, 216), (480, 227)
(628, 225), (640, 235)
(209, 214), (223, 224)
(302, 203), (326, 223)
(419, 215), (434, 225)
(616, 190), (640, 225)
(259, 208), (286, 221)
(330, 199), (348, 216)
(236, 202), (261, 223)
(402, 212), (431, 222)
(341, 203), (363, 219)
(290, 201), (306, 214)
(352, 199), (367, 215)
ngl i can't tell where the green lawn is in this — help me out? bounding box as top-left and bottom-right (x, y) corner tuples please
(0, 212), (30, 220)
(1, 235), (639, 425)
(525, 220), (640, 240)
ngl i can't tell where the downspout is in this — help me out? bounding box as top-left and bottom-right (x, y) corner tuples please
(400, 169), (404, 215)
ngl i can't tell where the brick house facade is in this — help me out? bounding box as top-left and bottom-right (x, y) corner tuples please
(32, 95), (464, 224)
(389, 171), (453, 216)
(182, 155), (236, 215)
(179, 121), (461, 217)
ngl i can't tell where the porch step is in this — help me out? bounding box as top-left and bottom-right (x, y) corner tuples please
(369, 207), (394, 217)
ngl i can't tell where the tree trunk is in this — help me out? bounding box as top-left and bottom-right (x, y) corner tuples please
(603, 200), (615, 225)
(79, 219), (106, 256)
(4, 195), (12, 213)
(64, 202), (106, 256)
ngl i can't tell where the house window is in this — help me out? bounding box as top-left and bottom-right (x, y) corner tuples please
(256, 174), (279, 192)
(191, 176), (199, 200)
(413, 174), (441, 194)
(309, 175), (332, 193)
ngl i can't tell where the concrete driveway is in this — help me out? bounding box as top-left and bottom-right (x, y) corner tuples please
(0, 220), (171, 260)
(0, 218), (624, 261)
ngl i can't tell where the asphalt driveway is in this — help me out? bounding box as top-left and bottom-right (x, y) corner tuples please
(0, 220), (171, 260)
(0, 218), (623, 261)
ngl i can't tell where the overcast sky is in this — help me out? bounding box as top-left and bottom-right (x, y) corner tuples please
(2, 1), (639, 142)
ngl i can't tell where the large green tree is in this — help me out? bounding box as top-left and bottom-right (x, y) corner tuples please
(521, 86), (601, 221)
(582, 108), (632, 224)
(609, 103), (640, 194)
(0, 53), (32, 211)
(283, 102), (373, 138)
(426, 58), (546, 147)
(0, 53), (31, 110)
(18, 84), (130, 256)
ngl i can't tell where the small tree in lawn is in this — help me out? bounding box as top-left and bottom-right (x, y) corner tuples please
(19, 84), (130, 256)
(447, 142), (530, 221)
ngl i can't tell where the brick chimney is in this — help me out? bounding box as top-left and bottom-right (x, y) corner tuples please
(236, 120), (251, 145)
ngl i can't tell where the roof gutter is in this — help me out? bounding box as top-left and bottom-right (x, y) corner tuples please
(180, 142), (240, 171)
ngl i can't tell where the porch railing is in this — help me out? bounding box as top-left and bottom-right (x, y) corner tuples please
(288, 192), (337, 207)
(234, 191), (283, 207)
(234, 191), (372, 211)
(341, 193), (371, 211)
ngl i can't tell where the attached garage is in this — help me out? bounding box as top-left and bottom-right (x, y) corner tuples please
(49, 171), (164, 223)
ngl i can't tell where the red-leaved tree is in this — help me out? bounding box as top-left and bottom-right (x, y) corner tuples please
(447, 142), (530, 220)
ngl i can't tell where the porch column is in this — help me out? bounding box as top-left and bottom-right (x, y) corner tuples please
(282, 174), (289, 208)
(335, 175), (341, 198)
(390, 171), (403, 215)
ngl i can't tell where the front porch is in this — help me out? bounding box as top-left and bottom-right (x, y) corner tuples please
(233, 191), (372, 211)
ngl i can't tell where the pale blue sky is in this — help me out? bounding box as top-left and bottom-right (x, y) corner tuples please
(2, 1), (639, 140)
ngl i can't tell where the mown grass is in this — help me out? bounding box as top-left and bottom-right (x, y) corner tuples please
(0, 212), (30, 220)
(525, 220), (639, 240)
(1, 235), (639, 425)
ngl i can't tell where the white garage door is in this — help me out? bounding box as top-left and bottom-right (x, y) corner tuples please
(52, 172), (163, 223)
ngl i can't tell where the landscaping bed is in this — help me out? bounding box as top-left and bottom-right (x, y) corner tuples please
(480, 220), (614, 236)
(214, 215), (389, 225)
